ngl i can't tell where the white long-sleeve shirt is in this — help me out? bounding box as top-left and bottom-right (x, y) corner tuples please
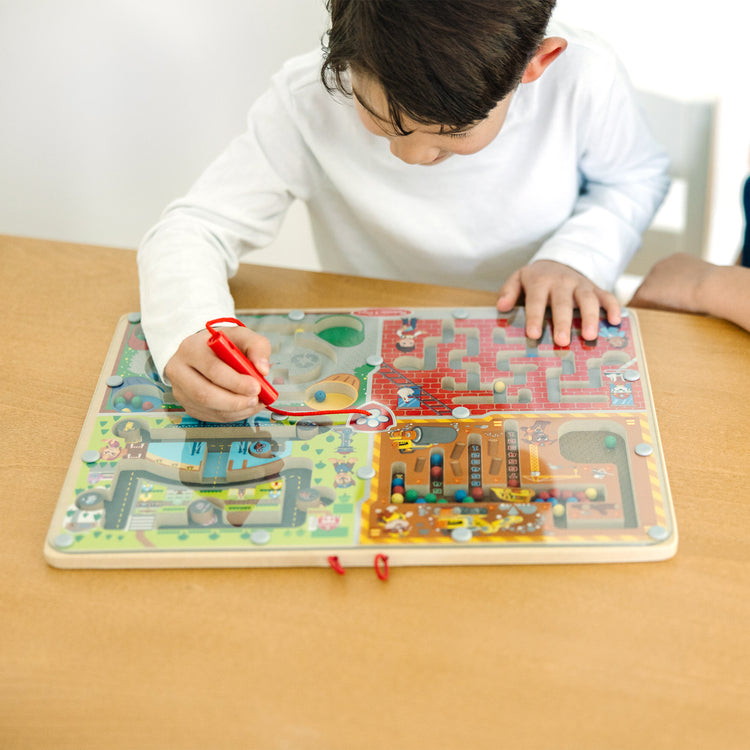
(138, 22), (669, 377)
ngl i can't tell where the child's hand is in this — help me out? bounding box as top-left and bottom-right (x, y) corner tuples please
(628, 253), (709, 314)
(164, 325), (272, 423)
(496, 259), (621, 345)
(629, 253), (750, 332)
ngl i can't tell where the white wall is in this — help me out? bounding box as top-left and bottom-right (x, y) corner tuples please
(0, 0), (327, 268)
(1, 0), (747, 267)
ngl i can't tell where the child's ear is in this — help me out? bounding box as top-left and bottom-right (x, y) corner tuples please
(521, 37), (568, 84)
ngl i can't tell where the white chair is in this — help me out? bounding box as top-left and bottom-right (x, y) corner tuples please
(615, 91), (717, 303)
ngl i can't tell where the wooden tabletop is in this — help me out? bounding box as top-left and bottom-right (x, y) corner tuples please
(2, 234), (749, 750)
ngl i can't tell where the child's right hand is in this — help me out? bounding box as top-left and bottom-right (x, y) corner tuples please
(164, 325), (272, 423)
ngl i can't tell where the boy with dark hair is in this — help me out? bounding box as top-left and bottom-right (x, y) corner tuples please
(322, 0), (555, 132)
(138, 0), (669, 423)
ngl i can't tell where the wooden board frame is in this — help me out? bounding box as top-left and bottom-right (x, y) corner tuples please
(45, 306), (677, 569)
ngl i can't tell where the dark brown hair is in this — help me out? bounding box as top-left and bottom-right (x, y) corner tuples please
(321, 0), (556, 133)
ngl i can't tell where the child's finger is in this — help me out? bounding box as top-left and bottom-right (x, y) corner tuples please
(575, 289), (603, 341)
(199, 354), (263, 399)
(202, 325), (273, 391)
(599, 291), (622, 327)
(170, 363), (262, 423)
(522, 285), (550, 340)
(228, 326), (273, 376)
(547, 283), (574, 345)
(496, 272), (522, 311)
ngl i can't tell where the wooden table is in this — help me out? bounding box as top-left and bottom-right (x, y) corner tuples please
(2, 235), (749, 750)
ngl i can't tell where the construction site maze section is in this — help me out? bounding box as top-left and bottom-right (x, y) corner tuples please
(45, 307), (676, 568)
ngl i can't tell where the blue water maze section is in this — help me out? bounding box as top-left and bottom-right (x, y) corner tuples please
(147, 439), (291, 480)
(148, 440), (206, 468)
(204, 450), (224, 480)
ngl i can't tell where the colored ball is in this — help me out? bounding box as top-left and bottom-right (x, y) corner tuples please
(430, 453), (443, 466)
(391, 493), (404, 504)
(391, 476), (405, 487)
(470, 487), (484, 501)
(585, 487), (598, 500)
(494, 381), (506, 393)
(404, 489), (419, 502)
(425, 493), (437, 503)
(454, 490), (468, 503)
(314, 390), (326, 403)
(605, 435), (617, 449)
(430, 466), (443, 479)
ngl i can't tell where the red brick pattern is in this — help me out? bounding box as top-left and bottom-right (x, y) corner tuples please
(372, 316), (645, 418)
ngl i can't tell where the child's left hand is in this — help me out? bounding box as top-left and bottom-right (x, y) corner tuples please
(496, 259), (621, 345)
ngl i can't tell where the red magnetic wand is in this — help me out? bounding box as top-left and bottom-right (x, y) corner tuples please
(205, 317), (370, 418)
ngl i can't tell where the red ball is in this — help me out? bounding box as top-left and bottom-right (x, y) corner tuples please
(470, 487), (484, 501)
(430, 466), (442, 479)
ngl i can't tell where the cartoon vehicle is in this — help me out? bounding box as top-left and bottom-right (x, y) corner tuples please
(387, 424), (459, 453)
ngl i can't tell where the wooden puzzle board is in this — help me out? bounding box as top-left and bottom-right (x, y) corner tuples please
(45, 306), (677, 569)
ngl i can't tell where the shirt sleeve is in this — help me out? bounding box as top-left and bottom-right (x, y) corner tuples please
(137, 81), (313, 379)
(530, 56), (671, 290)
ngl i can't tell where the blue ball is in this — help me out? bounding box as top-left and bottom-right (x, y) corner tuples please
(314, 390), (326, 402)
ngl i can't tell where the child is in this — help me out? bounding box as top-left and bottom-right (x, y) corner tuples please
(629, 253), (750, 332)
(138, 0), (669, 423)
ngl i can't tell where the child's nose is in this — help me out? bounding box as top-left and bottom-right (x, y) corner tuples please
(389, 134), (440, 165)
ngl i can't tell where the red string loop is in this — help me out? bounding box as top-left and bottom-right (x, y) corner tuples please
(374, 554), (389, 581)
(268, 404), (371, 418)
(327, 556), (346, 575)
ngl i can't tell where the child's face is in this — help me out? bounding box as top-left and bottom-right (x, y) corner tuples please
(350, 71), (513, 166)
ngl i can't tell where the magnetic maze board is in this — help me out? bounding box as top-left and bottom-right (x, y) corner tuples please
(45, 306), (677, 569)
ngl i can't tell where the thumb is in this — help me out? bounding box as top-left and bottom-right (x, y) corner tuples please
(226, 326), (272, 376)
